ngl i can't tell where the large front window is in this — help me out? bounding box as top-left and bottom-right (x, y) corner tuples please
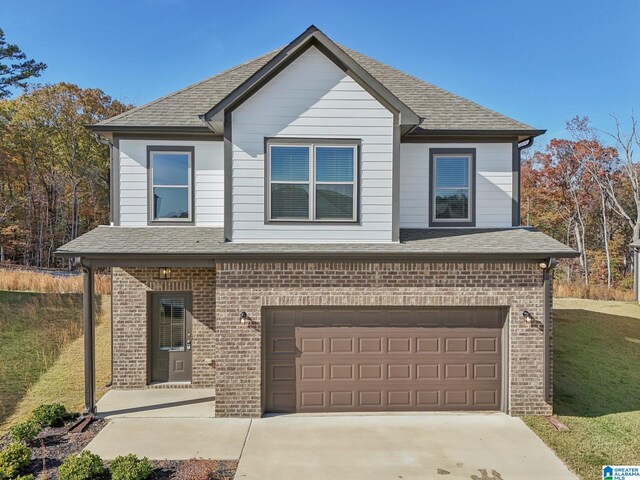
(430, 149), (475, 226)
(268, 141), (358, 222)
(149, 149), (192, 222)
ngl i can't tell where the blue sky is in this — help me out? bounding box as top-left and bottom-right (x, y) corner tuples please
(2, 0), (638, 146)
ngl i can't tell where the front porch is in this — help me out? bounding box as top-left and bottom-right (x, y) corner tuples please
(95, 388), (216, 419)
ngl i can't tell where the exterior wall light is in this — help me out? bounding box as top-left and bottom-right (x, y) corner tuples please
(240, 311), (248, 323)
(159, 267), (171, 279)
(522, 310), (533, 322)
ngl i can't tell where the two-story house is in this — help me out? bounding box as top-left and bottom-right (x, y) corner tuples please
(56, 26), (577, 418)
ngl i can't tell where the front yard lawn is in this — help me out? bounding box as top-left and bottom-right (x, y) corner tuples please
(524, 298), (640, 480)
(0, 292), (111, 434)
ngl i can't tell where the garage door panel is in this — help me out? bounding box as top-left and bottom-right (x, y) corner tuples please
(416, 338), (440, 353)
(359, 364), (383, 380)
(445, 337), (469, 353)
(330, 364), (354, 380)
(265, 308), (504, 413)
(358, 337), (383, 353)
(387, 337), (412, 353)
(330, 391), (354, 407)
(300, 364), (325, 380)
(329, 338), (354, 353)
(474, 337), (498, 353)
(387, 364), (412, 380)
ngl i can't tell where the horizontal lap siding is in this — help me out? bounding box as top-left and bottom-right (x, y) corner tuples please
(118, 139), (224, 226)
(399, 143), (514, 228)
(231, 46), (394, 243)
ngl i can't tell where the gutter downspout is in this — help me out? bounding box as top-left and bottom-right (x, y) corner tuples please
(543, 257), (558, 404)
(81, 259), (96, 415)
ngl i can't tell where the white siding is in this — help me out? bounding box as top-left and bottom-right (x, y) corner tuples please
(231, 46), (394, 243)
(400, 143), (514, 228)
(118, 139), (223, 226)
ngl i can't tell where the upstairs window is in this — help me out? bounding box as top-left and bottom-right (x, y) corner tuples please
(430, 149), (475, 226)
(267, 141), (358, 222)
(149, 148), (193, 223)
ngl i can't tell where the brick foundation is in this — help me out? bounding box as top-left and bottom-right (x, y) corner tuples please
(111, 261), (552, 417)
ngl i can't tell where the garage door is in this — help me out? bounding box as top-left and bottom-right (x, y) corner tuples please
(265, 307), (505, 413)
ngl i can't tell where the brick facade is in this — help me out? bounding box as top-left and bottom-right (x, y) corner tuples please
(111, 261), (552, 417)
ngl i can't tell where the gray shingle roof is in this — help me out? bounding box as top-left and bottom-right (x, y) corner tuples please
(55, 226), (577, 259)
(95, 42), (537, 132)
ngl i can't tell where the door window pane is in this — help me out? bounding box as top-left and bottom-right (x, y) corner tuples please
(159, 297), (185, 351)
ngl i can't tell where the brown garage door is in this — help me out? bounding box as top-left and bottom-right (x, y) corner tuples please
(264, 307), (505, 413)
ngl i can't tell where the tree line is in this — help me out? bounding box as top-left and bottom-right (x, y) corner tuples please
(0, 28), (131, 268)
(522, 116), (640, 289)
(0, 27), (639, 292)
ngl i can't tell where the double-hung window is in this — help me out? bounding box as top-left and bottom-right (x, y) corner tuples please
(148, 148), (193, 223)
(268, 141), (358, 222)
(429, 149), (475, 226)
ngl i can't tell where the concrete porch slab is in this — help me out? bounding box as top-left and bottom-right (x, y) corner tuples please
(96, 389), (215, 419)
(84, 418), (250, 460)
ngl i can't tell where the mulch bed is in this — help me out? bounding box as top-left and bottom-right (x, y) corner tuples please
(2, 418), (238, 480)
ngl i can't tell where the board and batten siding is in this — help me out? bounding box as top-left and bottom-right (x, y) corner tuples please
(230, 46), (395, 243)
(400, 143), (514, 228)
(118, 138), (224, 226)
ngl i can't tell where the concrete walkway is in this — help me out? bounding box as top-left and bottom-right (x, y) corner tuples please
(87, 389), (248, 460)
(235, 414), (578, 480)
(86, 417), (250, 460)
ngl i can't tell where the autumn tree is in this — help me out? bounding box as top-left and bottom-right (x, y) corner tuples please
(0, 83), (131, 267)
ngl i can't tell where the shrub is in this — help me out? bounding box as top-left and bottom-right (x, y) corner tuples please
(32, 403), (67, 428)
(109, 454), (153, 480)
(14, 475), (36, 480)
(9, 420), (40, 442)
(58, 451), (106, 480)
(0, 442), (31, 479)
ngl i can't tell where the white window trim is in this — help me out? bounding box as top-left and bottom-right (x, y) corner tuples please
(149, 149), (193, 223)
(266, 141), (359, 223)
(431, 153), (472, 223)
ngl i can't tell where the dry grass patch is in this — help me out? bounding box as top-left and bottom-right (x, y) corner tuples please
(0, 268), (110, 294)
(555, 280), (634, 302)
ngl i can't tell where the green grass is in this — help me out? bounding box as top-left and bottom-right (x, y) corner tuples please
(0, 292), (111, 433)
(524, 298), (640, 480)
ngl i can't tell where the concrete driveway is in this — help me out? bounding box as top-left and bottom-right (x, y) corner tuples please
(86, 396), (576, 479)
(235, 414), (577, 480)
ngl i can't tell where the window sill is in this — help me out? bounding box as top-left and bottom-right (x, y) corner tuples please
(429, 221), (476, 228)
(265, 220), (361, 226)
